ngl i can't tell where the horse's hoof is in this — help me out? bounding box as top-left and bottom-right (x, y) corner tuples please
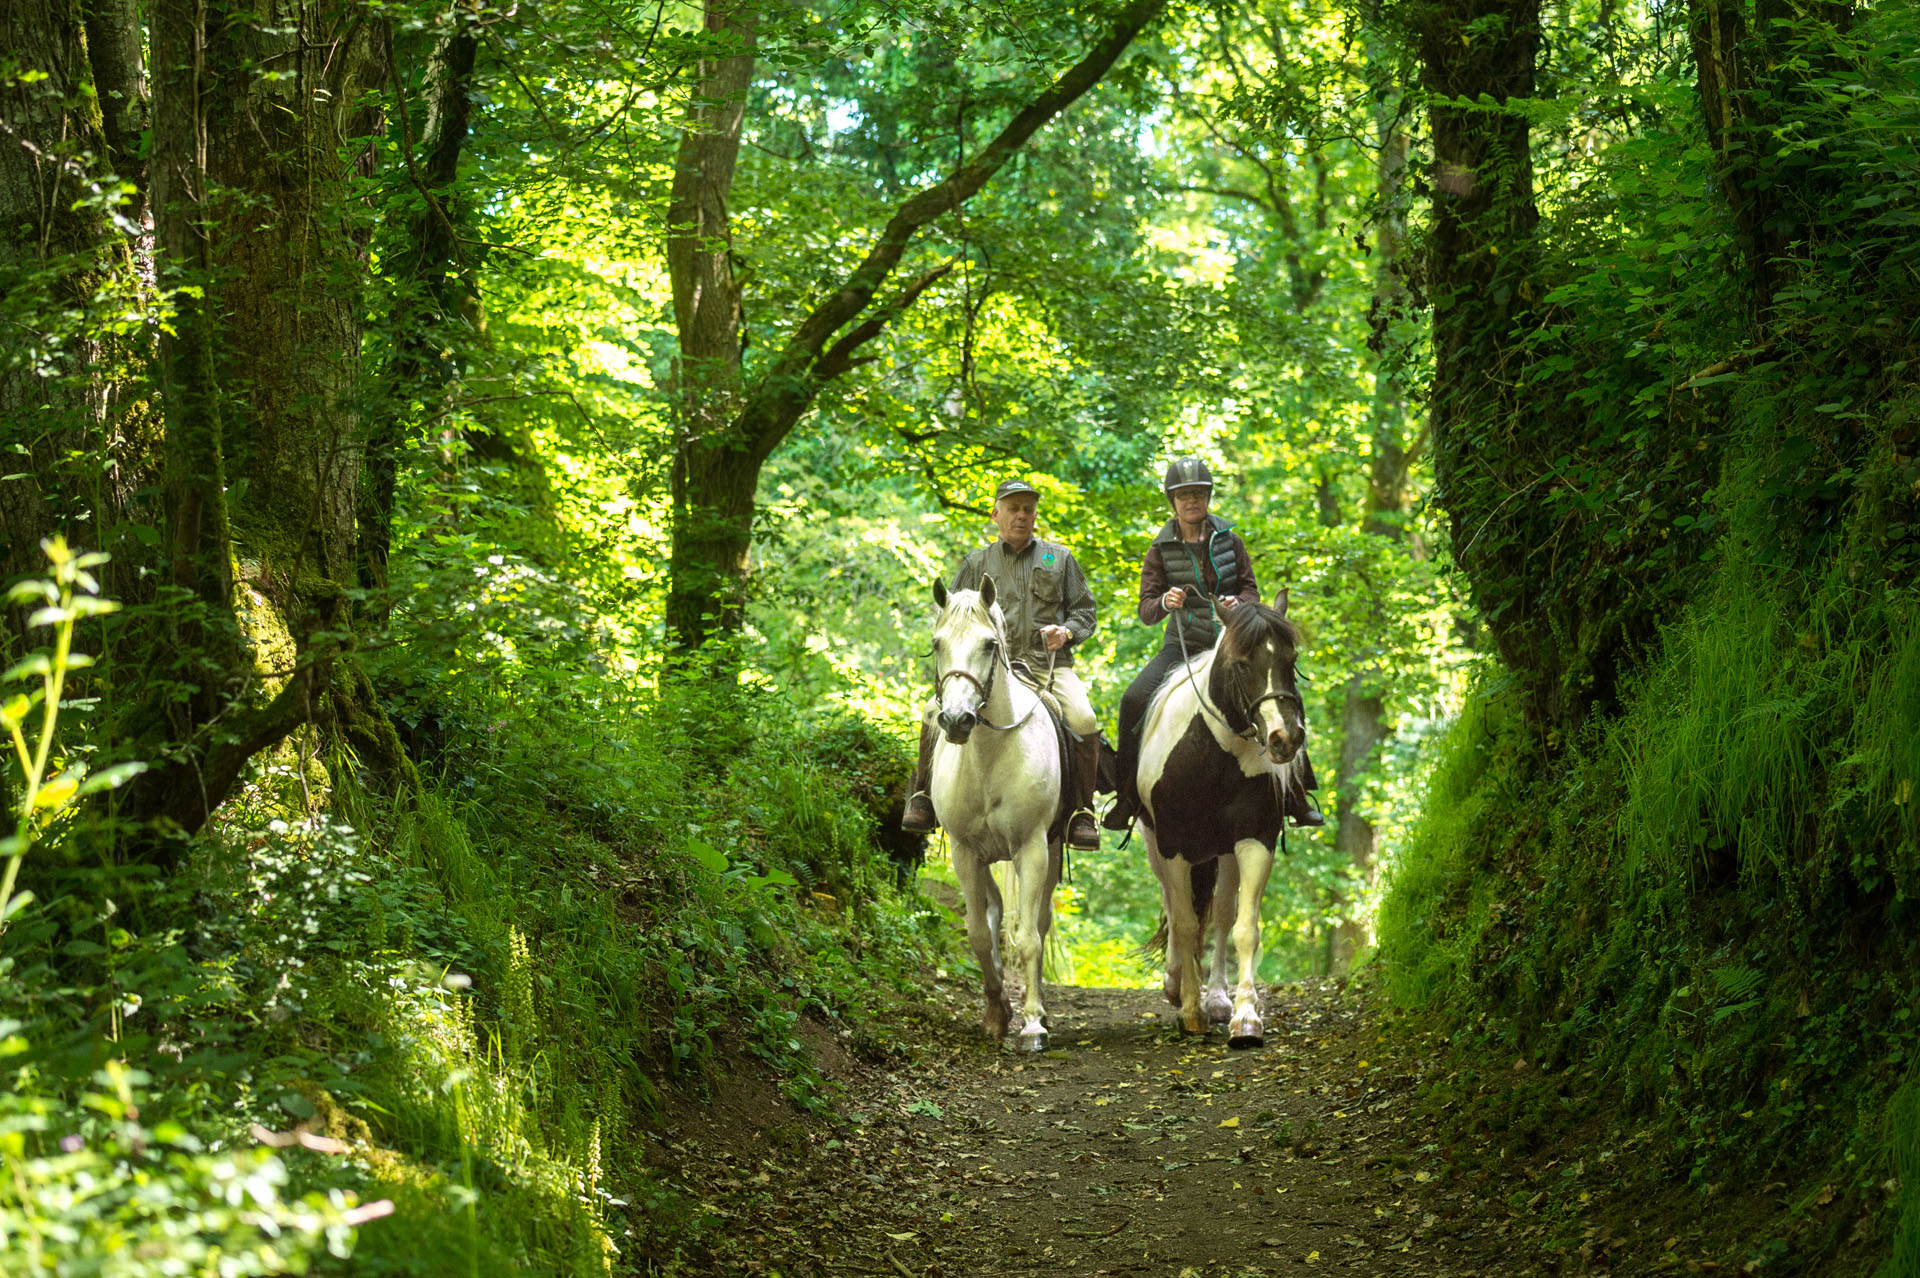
(1179, 1014), (1207, 1035)
(1016, 1028), (1049, 1053)
(1227, 1015), (1264, 1049)
(1203, 993), (1233, 1025)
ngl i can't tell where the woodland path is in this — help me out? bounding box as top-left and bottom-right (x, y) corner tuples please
(647, 976), (1676, 1277)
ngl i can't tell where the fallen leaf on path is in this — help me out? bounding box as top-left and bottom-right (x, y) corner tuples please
(1218, 1116), (1240, 1128)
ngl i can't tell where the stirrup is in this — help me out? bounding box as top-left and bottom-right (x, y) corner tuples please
(1067, 807), (1100, 850)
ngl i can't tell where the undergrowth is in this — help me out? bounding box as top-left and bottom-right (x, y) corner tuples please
(1377, 407), (1920, 1273)
(1, 631), (949, 1273)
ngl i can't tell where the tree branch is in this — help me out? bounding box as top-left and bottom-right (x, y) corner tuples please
(1153, 179), (1272, 208)
(812, 259), (957, 383)
(737, 0), (1167, 464)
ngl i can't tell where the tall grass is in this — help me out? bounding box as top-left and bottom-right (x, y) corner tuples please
(1613, 555), (1918, 901)
(1374, 680), (1513, 1008)
(1882, 1081), (1920, 1278)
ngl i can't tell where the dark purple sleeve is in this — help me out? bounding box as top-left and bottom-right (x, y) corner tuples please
(1234, 534), (1260, 607)
(1139, 544), (1170, 625)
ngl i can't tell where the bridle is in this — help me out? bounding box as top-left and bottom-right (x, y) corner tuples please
(933, 624), (1039, 733)
(1173, 590), (1302, 751)
(934, 654), (995, 704)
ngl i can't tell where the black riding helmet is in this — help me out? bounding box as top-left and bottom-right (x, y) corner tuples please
(1162, 456), (1215, 495)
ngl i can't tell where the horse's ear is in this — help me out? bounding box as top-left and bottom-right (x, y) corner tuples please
(980, 574), (997, 610)
(1273, 587), (1290, 617)
(934, 578), (948, 608)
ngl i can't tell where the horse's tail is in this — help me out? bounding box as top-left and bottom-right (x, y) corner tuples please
(1140, 858), (1218, 958)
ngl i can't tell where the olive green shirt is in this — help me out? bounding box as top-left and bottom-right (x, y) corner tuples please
(950, 537), (1097, 668)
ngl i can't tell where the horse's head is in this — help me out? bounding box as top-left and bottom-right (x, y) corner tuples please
(1210, 588), (1307, 766)
(931, 576), (1004, 745)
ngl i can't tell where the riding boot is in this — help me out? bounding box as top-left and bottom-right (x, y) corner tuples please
(1287, 746), (1325, 827)
(1101, 773), (1136, 830)
(901, 720), (939, 834)
(1101, 721), (1141, 831)
(1068, 733), (1101, 851)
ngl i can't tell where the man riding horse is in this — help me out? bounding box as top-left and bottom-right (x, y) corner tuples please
(902, 479), (1103, 853)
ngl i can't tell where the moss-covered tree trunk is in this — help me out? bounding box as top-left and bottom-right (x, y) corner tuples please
(1413, 0), (1546, 710)
(0, 0), (145, 605)
(119, 0), (391, 847)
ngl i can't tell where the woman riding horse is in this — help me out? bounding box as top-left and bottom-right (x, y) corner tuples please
(1136, 591), (1310, 1044)
(1104, 456), (1324, 832)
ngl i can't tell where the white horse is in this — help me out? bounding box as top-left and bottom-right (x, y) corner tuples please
(1135, 594), (1308, 1046)
(926, 576), (1064, 1052)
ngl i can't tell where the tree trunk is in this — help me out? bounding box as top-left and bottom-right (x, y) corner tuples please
(1414, 0), (1545, 708)
(1329, 77), (1416, 975)
(0, 0), (139, 601)
(208, 6), (381, 608)
(82, 0), (147, 219)
(1687, 0), (1850, 324)
(1329, 679), (1387, 970)
(119, 0), (386, 848)
(665, 0), (757, 648)
(665, 0), (1168, 650)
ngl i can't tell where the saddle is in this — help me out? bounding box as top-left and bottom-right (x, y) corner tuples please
(1008, 662), (1117, 847)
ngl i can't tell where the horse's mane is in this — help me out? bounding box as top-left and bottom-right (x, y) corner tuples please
(1219, 598), (1300, 655)
(936, 587), (1010, 652)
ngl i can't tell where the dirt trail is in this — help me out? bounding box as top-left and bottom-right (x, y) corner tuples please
(651, 978), (1534, 1277)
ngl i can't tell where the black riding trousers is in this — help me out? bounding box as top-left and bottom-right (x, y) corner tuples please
(1116, 643), (1191, 797)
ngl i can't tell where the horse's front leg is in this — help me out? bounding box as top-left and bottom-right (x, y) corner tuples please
(1008, 834), (1055, 1052)
(1148, 842), (1205, 1034)
(1203, 853), (1240, 1026)
(953, 848), (1011, 1040)
(1227, 837), (1276, 1048)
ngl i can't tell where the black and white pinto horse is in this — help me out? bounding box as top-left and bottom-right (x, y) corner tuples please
(926, 577), (1065, 1052)
(1135, 591), (1308, 1047)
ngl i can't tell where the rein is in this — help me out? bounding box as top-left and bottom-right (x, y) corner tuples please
(1171, 590), (1262, 746)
